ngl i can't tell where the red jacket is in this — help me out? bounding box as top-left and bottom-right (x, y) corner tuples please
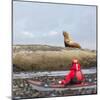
(70, 63), (83, 81)
(61, 63), (84, 85)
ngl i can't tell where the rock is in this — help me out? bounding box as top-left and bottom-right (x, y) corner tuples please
(13, 45), (96, 72)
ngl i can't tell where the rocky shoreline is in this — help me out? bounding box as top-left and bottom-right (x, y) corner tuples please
(13, 45), (96, 71)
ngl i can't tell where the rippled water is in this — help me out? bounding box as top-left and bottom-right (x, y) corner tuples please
(13, 67), (96, 79)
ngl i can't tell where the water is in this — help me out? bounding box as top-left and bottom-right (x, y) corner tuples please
(13, 67), (97, 99)
(13, 67), (96, 79)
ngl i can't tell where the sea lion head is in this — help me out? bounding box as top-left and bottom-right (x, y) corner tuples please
(63, 31), (72, 42)
(63, 31), (69, 39)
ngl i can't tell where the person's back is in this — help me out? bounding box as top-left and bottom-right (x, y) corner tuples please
(59, 59), (84, 85)
(70, 62), (83, 84)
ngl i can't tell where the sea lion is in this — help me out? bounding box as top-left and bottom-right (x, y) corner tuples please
(63, 31), (81, 48)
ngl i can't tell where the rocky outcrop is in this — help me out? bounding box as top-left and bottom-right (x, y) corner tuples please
(13, 45), (96, 71)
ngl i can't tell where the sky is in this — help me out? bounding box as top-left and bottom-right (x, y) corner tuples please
(13, 1), (97, 50)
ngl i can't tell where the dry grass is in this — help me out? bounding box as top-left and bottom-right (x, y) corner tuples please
(13, 45), (96, 71)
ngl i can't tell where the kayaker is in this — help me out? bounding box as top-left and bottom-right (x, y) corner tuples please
(59, 58), (84, 85)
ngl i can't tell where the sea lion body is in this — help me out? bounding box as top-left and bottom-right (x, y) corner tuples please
(63, 32), (81, 48)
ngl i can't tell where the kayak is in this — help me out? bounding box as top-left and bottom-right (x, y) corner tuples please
(26, 79), (96, 91)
